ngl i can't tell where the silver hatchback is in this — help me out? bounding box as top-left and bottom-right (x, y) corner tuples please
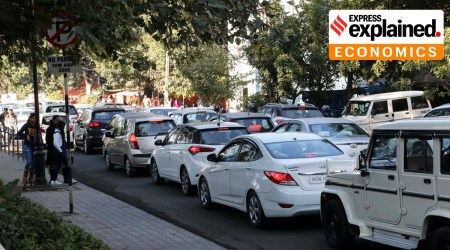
(103, 112), (176, 177)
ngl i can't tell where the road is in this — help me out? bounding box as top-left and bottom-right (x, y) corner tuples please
(70, 150), (399, 250)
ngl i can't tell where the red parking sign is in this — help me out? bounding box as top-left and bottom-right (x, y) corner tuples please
(45, 13), (79, 49)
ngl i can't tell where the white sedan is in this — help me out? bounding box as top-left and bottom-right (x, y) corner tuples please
(197, 132), (354, 228)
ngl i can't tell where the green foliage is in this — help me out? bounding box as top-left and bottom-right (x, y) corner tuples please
(241, 93), (267, 111)
(46, 90), (63, 100)
(0, 179), (110, 250)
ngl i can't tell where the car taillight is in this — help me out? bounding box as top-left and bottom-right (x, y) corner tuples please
(275, 119), (285, 125)
(69, 125), (74, 131)
(88, 121), (101, 127)
(129, 133), (139, 149)
(248, 124), (262, 132)
(188, 146), (215, 155)
(264, 171), (297, 186)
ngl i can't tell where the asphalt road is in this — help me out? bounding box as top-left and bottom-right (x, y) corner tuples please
(71, 150), (400, 250)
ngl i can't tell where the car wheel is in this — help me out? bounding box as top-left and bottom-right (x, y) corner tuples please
(322, 199), (354, 249)
(105, 152), (115, 170)
(125, 157), (134, 177)
(74, 137), (81, 151)
(198, 177), (214, 209)
(430, 227), (450, 250)
(84, 137), (91, 155)
(247, 191), (266, 228)
(150, 159), (164, 184)
(180, 167), (194, 196)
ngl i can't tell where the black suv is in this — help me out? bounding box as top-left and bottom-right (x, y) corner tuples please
(258, 103), (323, 125)
(74, 106), (126, 154)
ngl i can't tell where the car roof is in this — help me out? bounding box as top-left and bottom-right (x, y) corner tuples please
(43, 104), (76, 108)
(219, 112), (271, 119)
(262, 103), (317, 109)
(432, 103), (450, 109)
(172, 108), (216, 115)
(374, 118), (450, 131)
(145, 107), (179, 110)
(349, 91), (424, 102)
(92, 106), (126, 112)
(286, 117), (356, 125)
(115, 112), (172, 121)
(240, 131), (324, 144)
(181, 121), (246, 130)
(41, 112), (67, 117)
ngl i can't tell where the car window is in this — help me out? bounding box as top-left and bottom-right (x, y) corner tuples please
(425, 108), (450, 117)
(113, 119), (124, 136)
(280, 108), (323, 118)
(42, 115), (68, 126)
(404, 137), (433, 173)
(411, 96), (429, 109)
(238, 141), (261, 162)
(184, 112), (217, 123)
(265, 139), (343, 159)
(46, 105), (77, 115)
(343, 101), (371, 116)
(218, 142), (241, 162)
(287, 123), (302, 132)
(176, 128), (190, 144)
(372, 101), (388, 115)
(273, 124), (289, 133)
(164, 129), (179, 145)
(392, 98), (408, 112)
(233, 118), (274, 133)
(369, 135), (397, 170)
(441, 137), (450, 174)
(309, 123), (368, 138)
(135, 120), (175, 137)
(93, 110), (125, 122)
(197, 128), (248, 145)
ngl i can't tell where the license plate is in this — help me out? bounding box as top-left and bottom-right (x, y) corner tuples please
(309, 175), (327, 184)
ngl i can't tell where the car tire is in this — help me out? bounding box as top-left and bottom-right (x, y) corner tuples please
(105, 152), (115, 170)
(84, 137), (91, 155)
(247, 191), (266, 228)
(199, 177), (214, 209)
(180, 167), (194, 196)
(74, 137), (81, 151)
(125, 157), (134, 177)
(150, 159), (164, 184)
(322, 199), (354, 249)
(430, 227), (450, 250)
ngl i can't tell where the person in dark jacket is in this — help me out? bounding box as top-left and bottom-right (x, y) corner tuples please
(16, 113), (37, 184)
(46, 115), (61, 182)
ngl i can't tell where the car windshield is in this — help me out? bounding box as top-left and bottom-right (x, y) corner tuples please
(184, 112), (218, 123)
(46, 106), (78, 115)
(424, 108), (450, 117)
(134, 120), (175, 137)
(197, 128), (248, 145)
(309, 123), (369, 138)
(343, 101), (371, 116)
(280, 108), (323, 118)
(147, 108), (177, 116)
(92, 110), (125, 122)
(265, 139), (343, 159)
(232, 118), (274, 133)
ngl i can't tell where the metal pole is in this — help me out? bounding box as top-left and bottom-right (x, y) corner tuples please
(64, 71), (74, 214)
(164, 51), (169, 107)
(30, 0), (47, 186)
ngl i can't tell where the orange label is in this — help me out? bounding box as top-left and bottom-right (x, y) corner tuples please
(329, 44), (444, 60)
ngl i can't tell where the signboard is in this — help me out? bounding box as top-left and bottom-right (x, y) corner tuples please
(47, 56), (82, 75)
(44, 13), (79, 49)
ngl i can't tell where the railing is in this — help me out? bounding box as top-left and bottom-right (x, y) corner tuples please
(0, 126), (25, 162)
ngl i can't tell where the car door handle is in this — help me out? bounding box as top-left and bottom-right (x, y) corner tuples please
(424, 179), (431, 184)
(405, 112), (409, 114)
(388, 175), (395, 180)
(385, 114), (389, 117)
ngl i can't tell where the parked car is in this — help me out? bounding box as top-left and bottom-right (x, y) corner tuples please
(73, 104), (94, 116)
(341, 90), (432, 133)
(272, 118), (370, 158)
(423, 103), (450, 117)
(149, 122), (248, 195)
(321, 118), (450, 250)
(141, 107), (179, 116)
(42, 104), (79, 123)
(73, 106), (126, 154)
(198, 132), (354, 228)
(209, 112), (275, 133)
(170, 108), (218, 125)
(40, 112), (74, 147)
(14, 108), (35, 129)
(258, 103), (323, 125)
(103, 112), (176, 177)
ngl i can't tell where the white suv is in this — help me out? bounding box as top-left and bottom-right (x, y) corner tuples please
(321, 118), (450, 249)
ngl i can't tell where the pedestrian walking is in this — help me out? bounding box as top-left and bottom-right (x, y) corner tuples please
(16, 113), (37, 184)
(142, 95), (151, 108)
(45, 115), (60, 183)
(0, 108), (8, 145)
(5, 109), (18, 145)
(51, 120), (67, 185)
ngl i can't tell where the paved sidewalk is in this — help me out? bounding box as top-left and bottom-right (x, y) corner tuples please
(0, 153), (225, 250)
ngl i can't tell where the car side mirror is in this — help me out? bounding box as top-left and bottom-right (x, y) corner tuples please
(358, 150), (369, 177)
(206, 153), (217, 162)
(370, 110), (376, 116)
(105, 131), (114, 138)
(154, 139), (163, 146)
